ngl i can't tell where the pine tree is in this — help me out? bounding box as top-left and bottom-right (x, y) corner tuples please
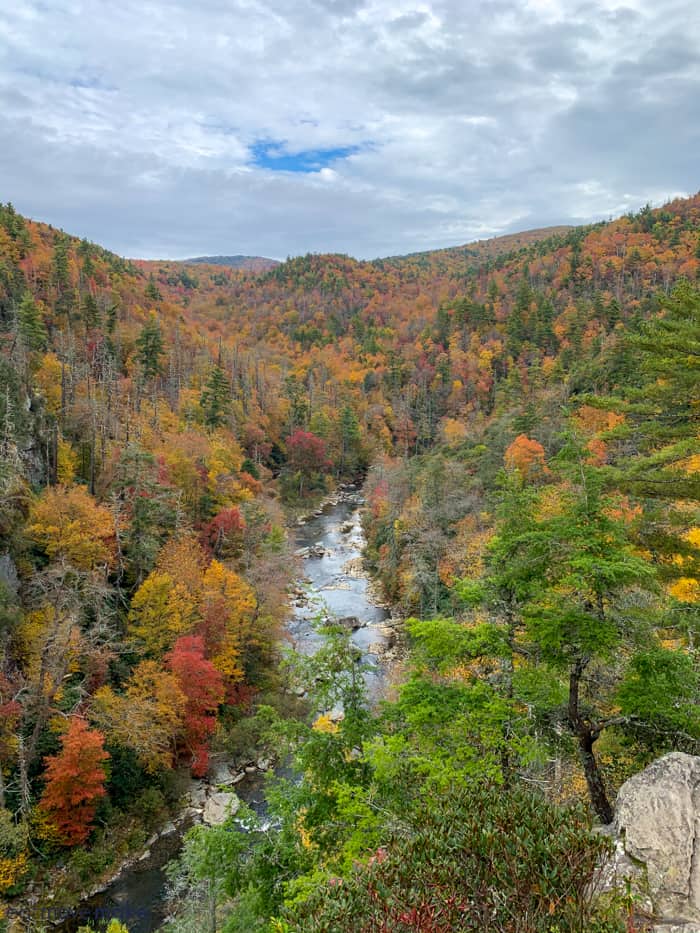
(338, 404), (362, 474)
(145, 275), (162, 302)
(600, 280), (699, 503)
(136, 314), (165, 382)
(606, 297), (621, 328)
(200, 364), (230, 429)
(82, 292), (100, 330)
(17, 293), (47, 351)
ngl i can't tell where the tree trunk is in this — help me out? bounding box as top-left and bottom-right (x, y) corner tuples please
(578, 730), (614, 825)
(568, 658), (614, 825)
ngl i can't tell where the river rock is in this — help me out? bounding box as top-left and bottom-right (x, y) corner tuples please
(187, 781), (207, 807)
(336, 615), (364, 630)
(608, 752), (700, 929)
(203, 791), (241, 825)
(342, 556), (364, 578)
(209, 762), (236, 786)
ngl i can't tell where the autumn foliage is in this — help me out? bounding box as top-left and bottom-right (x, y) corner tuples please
(504, 434), (549, 479)
(166, 635), (225, 776)
(38, 718), (109, 846)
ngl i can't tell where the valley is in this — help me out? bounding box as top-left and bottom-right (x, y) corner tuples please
(0, 194), (698, 931)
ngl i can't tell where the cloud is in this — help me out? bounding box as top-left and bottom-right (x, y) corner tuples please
(0, 0), (698, 259)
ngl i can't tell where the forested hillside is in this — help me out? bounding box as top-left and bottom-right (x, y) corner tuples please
(0, 194), (698, 929)
(183, 256), (280, 272)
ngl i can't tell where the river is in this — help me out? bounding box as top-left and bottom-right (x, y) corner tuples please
(49, 489), (394, 933)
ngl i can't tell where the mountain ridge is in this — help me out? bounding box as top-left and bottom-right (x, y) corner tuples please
(182, 254), (280, 271)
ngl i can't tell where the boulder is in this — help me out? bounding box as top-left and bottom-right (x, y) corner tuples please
(336, 615), (364, 630)
(187, 781), (207, 807)
(202, 791), (241, 825)
(612, 752), (700, 929)
(209, 762), (235, 786)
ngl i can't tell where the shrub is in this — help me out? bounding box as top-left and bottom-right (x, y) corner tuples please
(284, 783), (617, 933)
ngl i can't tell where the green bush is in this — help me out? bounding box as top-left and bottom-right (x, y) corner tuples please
(283, 783), (619, 933)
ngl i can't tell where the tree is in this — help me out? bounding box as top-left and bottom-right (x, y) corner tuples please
(602, 281), (700, 494)
(92, 661), (186, 772)
(593, 280), (700, 598)
(26, 484), (116, 570)
(457, 448), (688, 824)
(199, 559), (256, 686)
(38, 717), (109, 846)
(82, 291), (100, 330)
(503, 434), (548, 480)
(200, 506), (246, 559)
(167, 635), (224, 776)
(128, 571), (199, 656)
(108, 444), (178, 585)
(285, 430), (330, 497)
(17, 292), (47, 352)
(145, 274), (162, 302)
(518, 456), (657, 823)
(135, 313), (164, 382)
(200, 364), (231, 430)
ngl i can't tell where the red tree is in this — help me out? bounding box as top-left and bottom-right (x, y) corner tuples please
(285, 430), (331, 496)
(39, 718), (109, 846)
(166, 635), (224, 776)
(200, 506), (246, 557)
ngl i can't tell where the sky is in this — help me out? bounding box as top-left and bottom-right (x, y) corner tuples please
(0, 0), (699, 260)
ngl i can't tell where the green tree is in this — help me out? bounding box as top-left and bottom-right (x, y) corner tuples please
(82, 292), (100, 330)
(593, 280), (700, 590)
(337, 404), (362, 474)
(17, 292), (47, 352)
(601, 280), (700, 502)
(135, 314), (165, 382)
(522, 461), (656, 822)
(145, 275), (163, 302)
(200, 364), (231, 430)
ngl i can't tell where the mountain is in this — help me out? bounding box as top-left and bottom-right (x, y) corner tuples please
(182, 254), (280, 271)
(380, 224), (575, 268)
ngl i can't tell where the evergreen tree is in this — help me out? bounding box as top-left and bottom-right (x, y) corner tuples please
(600, 281), (699, 503)
(145, 275), (162, 302)
(506, 279), (531, 356)
(82, 292), (100, 330)
(135, 314), (165, 382)
(606, 297), (621, 328)
(200, 364), (230, 429)
(338, 404), (362, 474)
(17, 292), (47, 351)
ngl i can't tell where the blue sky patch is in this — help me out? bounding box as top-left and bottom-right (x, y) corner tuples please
(250, 141), (361, 173)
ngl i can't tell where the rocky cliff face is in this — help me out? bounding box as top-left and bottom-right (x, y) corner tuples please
(606, 753), (700, 932)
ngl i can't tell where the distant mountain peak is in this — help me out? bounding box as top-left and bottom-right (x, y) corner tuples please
(183, 254), (280, 271)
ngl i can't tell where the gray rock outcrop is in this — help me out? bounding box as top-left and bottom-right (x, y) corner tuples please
(612, 752), (700, 931)
(202, 791), (241, 825)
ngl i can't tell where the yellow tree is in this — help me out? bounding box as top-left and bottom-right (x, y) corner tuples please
(26, 484), (115, 570)
(128, 571), (200, 656)
(92, 661), (186, 771)
(199, 560), (256, 685)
